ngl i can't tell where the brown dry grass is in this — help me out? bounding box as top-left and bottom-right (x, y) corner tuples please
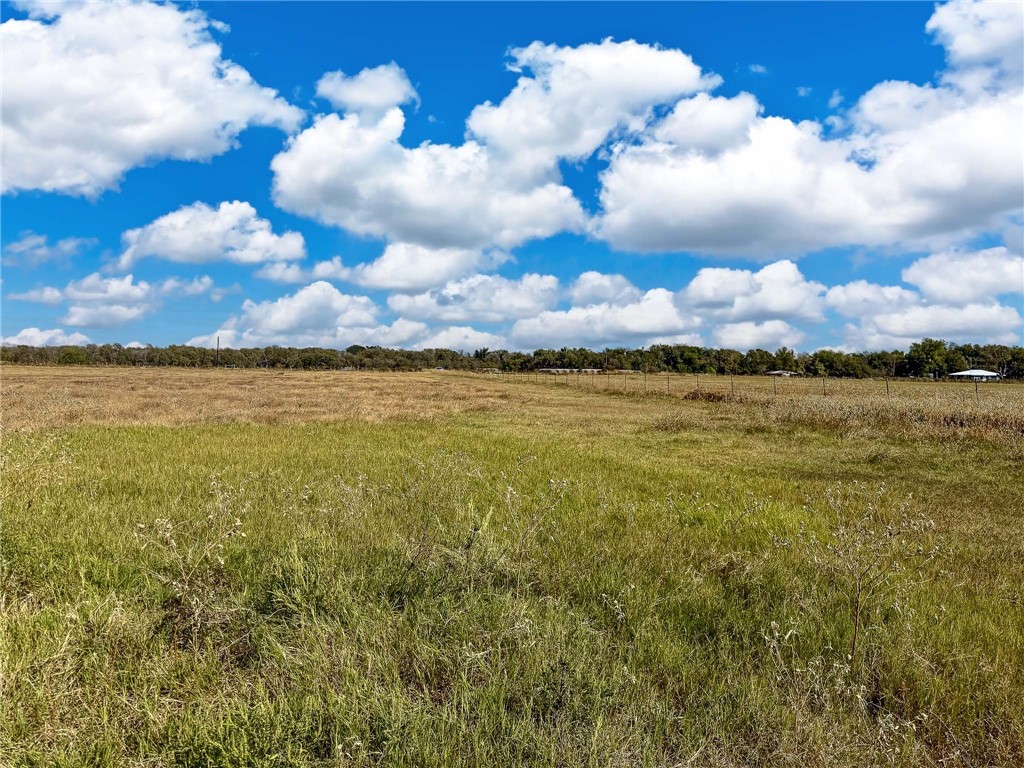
(4, 366), (1024, 446)
(0, 367), (527, 429)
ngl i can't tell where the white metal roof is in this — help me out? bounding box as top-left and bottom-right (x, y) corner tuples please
(949, 369), (1000, 377)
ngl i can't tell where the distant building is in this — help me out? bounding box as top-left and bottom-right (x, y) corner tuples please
(766, 370), (800, 377)
(950, 369), (1000, 381)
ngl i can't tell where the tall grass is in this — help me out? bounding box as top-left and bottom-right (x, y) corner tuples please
(2, 369), (1022, 765)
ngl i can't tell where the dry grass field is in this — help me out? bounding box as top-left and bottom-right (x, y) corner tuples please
(2, 365), (1023, 766)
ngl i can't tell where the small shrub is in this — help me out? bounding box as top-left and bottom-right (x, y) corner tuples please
(136, 477), (250, 654)
(798, 483), (940, 668)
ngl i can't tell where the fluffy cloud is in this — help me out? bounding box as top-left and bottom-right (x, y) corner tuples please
(158, 275), (216, 298)
(824, 246), (1023, 349)
(272, 108), (585, 251)
(713, 320), (805, 351)
(843, 303), (1023, 349)
(597, 88), (1022, 254)
(512, 288), (699, 349)
(413, 326), (507, 352)
(1, 0), (301, 196)
(682, 260), (825, 321)
(466, 39), (717, 174)
(388, 273), (559, 323)
(238, 281), (377, 335)
(64, 304), (149, 327)
(11, 273), (215, 304)
(652, 92), (760, 155)
(2, 231), (95, 267)
(118, 201), (305, 269)
(347, 244), (507, 291)
(568, 272), (643, 306)
(901, 247), (1024, 304)
(8, 286), (64, 305)
(188, 280), (514, 350)
(1, 326), (90, 346)
(255, 257), (350, 284)
(595, 1), (1023, 255)
(187, 281), (413, 348)
(258, 244), (512, 293)
(926, 0), (1023, 85)
(272, 40), (718, 257)
(63, 273), (152, 304)
(825, 280), (921, 317)
(316, 63), (418, 117)
(8, 271), (217, 327)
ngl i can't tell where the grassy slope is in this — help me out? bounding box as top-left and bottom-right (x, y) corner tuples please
(2, 372), (1022, 766)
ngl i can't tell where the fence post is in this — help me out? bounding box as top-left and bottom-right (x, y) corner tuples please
(975, 379), (980, 404)
(730, 375), (735, 398)
(885, 377), (890, 400)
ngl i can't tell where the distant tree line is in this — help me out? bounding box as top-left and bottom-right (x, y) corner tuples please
(2, 338), (1023, 379)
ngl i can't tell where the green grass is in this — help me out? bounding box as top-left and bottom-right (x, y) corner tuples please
(2, 382), (1023, 766)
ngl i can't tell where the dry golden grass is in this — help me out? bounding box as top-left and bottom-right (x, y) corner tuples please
(4, 366), (1023, 446)
(0, 366), (527, 429)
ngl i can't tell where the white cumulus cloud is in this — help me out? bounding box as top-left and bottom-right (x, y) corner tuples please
(1, 326), (90, 346)
(188, 281), (426, 349)
(682, 260), (826, 321)
(843, 302), (1023, 349)
(568, 272), (643, 306)
(713, 320), (805, 351)
(595, 1), (1023, 256)
(1, 0), (302, 196)
(118, 201), (305, 269)
(825, 280), (921, 317)
(346, 243), (507, 291)
(255, 257), (350, 284)
(316, 62), (418, 117)
(272, 108), (586, 251)
(272, 39), (719, 259)
(64, 304), (149, 328)
(467, 39), (717, 174)
(2, 231), (95, 267)
(8, 271), (217, 328)
(512, 288), (700, 349)
(388, 273), (559, 323)
(413, 326), (508, 351)
(901, 247), (1024, 304)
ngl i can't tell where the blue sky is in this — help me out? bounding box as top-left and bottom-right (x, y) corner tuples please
(2, 0), (1022, 352)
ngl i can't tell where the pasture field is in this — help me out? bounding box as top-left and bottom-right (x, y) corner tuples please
(1, 366), (1022, 767)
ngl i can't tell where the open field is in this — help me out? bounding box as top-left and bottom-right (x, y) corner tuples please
(2, 366), (1023, 766)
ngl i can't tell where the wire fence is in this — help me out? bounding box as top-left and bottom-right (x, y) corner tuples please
(483, 370), (1018, 407)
